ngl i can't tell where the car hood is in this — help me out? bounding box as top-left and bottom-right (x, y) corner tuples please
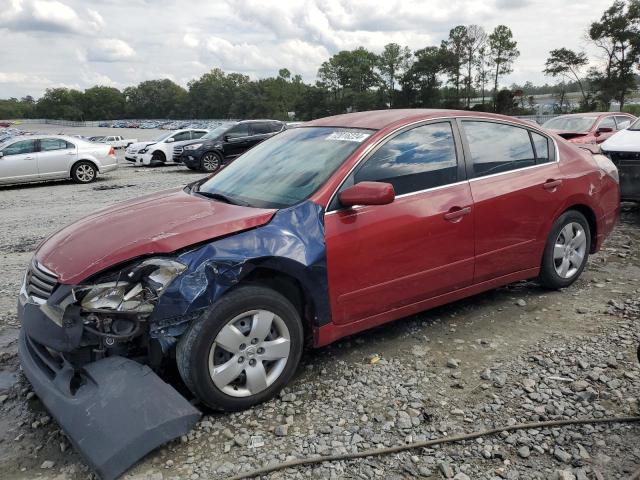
(601, 128), (640, 152)
(35, 188), (276, 284)
(127, 141), (156, 151)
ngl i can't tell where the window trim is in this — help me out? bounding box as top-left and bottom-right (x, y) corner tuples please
(456, 118), (557, 181)
(596, 115), (616, 131)
(327, 119), (466, 212)
(38, 138), (75, 152)
(2, 138), (38, 156)
(325, 116), (560, 215)
(614, 115), (634, 130)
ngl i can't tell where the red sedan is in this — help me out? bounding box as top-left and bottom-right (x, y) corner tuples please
(542, 112), (635, 145)
(18, 109), (620, 478)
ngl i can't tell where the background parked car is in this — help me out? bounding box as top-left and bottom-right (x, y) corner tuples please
(601, 116), (640, 201)
(125, 129), (208, 166)
(0, 135), (117, 185)
(543, 112), (635, 145)
(99, 135), (137, 149)
(177, 120), (285, 172)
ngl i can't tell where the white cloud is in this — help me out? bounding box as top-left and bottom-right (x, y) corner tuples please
(183, 33), (200, 48)
(87, 38), (135, 62)
(0, 0), (92, 33)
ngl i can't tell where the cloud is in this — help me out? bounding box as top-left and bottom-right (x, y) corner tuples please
(183, 33), (199, 48)
(0, 0), (86, 33)
(87, 38), (135, 62)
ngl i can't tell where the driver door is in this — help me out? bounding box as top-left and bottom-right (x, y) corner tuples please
(324, 121), (475, 325)
(0, 139), (39, 184)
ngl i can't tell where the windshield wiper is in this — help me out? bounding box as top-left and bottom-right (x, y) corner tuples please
(196, 190), (249, 206)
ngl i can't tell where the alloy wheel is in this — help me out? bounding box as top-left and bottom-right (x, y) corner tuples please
(202, 153), (220, 172)
(208, 309), (291, 397)
(75, 164), (95, 182)
(553, 222), (587, 279)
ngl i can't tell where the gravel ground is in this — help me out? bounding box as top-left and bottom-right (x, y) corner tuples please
(0, 125), (638, 480)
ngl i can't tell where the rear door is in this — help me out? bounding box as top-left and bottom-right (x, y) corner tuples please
(325, 121), (475, 325)
(37, 138), (77, 179)
(248, 122), (274, 148)
(223, 123), (251, 158)
(0, 139), (39, 184)
(614, 115), (634, 130)
(458, 119), (562, 283)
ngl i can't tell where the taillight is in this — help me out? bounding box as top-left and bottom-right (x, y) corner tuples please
(593, 153), (619, 183)
(108, 147), (116, 158)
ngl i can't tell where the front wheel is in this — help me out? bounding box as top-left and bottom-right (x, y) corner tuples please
(200, 152), (221, 173)
(176, 285), (303, 411)
(71, 161), (97, 183)
(538, 210), (590, 289)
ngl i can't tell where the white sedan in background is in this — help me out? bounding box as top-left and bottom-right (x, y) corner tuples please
(124, 129), (208, 166)
(601, 117), (640, 201)
(0, 135), (117, 185)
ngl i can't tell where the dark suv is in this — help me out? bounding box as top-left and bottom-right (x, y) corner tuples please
(177, 120), (285, 172)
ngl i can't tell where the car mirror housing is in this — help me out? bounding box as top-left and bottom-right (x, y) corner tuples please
(597, 127), (614, 134)
(339, 181), (395, 208)
(166, 137), (175, 143)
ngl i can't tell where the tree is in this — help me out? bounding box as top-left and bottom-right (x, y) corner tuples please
(35, 88), (85, 120)
(474, 45), (490, 107)
(463, 25), (487, 108)
(544, 48), (589, 106)
(124, 79), (188, 118)
(82, 86), (125, 120)
(401, 46), (449, 107)
(377, 43), (412, 107)
(488, 25), (520, 110)
(588, 0), (640, 110)
(443, 26), (469, 106)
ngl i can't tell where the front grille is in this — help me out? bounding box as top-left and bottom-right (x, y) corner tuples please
(26, 260), (59, 301)
(607, 151), (640, 166)
(173, 145), (184, 160)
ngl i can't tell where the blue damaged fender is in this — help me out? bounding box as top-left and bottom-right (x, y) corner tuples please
(148, 200), (330, 344)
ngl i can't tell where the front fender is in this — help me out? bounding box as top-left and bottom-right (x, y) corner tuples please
(149, 201), (329, 342)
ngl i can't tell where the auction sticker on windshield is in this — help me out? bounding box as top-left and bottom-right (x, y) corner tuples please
(326, 131), (371, 142)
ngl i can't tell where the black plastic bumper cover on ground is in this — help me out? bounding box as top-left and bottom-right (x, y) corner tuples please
(19, 330), (201, 480)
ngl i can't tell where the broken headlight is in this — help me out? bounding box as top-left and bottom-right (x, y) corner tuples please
(75, 258), (186, 314)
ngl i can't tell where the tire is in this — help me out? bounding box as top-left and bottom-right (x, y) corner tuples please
(200, 152), (221, 173)
(176, 285), (303, 411)
(151, 151), (166, 164)
(538, 210), (591, 289)
(71, 161), (97, 184)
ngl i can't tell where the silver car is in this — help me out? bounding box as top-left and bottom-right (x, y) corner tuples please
(0, 135), (118, 185)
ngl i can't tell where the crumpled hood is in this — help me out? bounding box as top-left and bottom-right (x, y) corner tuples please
(551, 130), (590, 141)
(602, 128), (640, 152)
(127, 141), (156, 151)
(36, 188), (276, 284)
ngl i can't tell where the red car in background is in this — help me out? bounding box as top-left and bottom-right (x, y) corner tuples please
(543, 112), (635, 145)
(18, 109), (621, 479)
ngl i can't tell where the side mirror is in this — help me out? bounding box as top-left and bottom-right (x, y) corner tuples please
(339, 181), (395, 208)
(597, 126), (613, 134)
(223, 135), (231, 142)
(166, 137), (175, 143)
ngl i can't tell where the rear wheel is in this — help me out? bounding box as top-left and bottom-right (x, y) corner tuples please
(538, 210), (590, 289)
(200, 152), (221, 173)
(71, 161), (97, 183)
(176, 285), (303, 411)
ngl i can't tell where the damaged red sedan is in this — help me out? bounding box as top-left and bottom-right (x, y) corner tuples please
(18, 110), (620, 479)
(542, 112), (635, 145)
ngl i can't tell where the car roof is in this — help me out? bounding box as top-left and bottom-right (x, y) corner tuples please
(303, 109), (535, 131)
(553, 112), (620, 118)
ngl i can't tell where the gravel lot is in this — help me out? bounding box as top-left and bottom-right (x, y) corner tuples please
(0, 125), (638, 480)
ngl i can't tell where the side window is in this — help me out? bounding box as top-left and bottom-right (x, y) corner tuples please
(171, 131), (191, 142)
(270, 122), (283, 133)
(40, 138), (73, 151)
(251, 122), (272, 135)
(462, 121), (535, 177)
(614, 116), (633, 130)
(2, 139), (37, 156)
(599, 116), (616, 130)
(191, 130), (206, 139)
(354, 122), (458, 196)
(531, 132), (551, 164)
(226, 124), (250, 139)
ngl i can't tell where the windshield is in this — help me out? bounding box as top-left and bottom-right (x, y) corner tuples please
(198, 127), (373, 208)
(152, 132), (173, 142)
(629, 118), (640, 131)
(543, 116), (597, 132)
(201, 124), (233, 140)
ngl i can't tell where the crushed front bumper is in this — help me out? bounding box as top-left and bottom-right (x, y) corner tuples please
(18, 300), (201, 480)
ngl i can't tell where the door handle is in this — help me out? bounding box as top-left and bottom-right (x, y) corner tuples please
(24, 156), (34, 160)
(543, 179), (563, 190)
(66, 152), (76, 155)
(443, 206), (472, 221)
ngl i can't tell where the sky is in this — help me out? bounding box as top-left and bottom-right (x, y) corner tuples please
(0, 0), (612, 99)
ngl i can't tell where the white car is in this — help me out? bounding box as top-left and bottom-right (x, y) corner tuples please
(100, 135), (138, 149)
(0, 135), (117, 185)
(601, 117), (640, 201)
(125, 129), (208, 166)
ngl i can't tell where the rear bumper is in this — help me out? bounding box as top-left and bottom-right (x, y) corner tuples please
(18, 300), (201, 480)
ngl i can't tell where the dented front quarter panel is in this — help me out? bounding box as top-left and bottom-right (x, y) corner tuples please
(148, 200), (331, 344)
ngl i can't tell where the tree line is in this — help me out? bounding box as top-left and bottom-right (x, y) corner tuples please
(1, 0), (638, 122)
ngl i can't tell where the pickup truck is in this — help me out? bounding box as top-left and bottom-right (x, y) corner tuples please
(99, 135), (137, 149)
